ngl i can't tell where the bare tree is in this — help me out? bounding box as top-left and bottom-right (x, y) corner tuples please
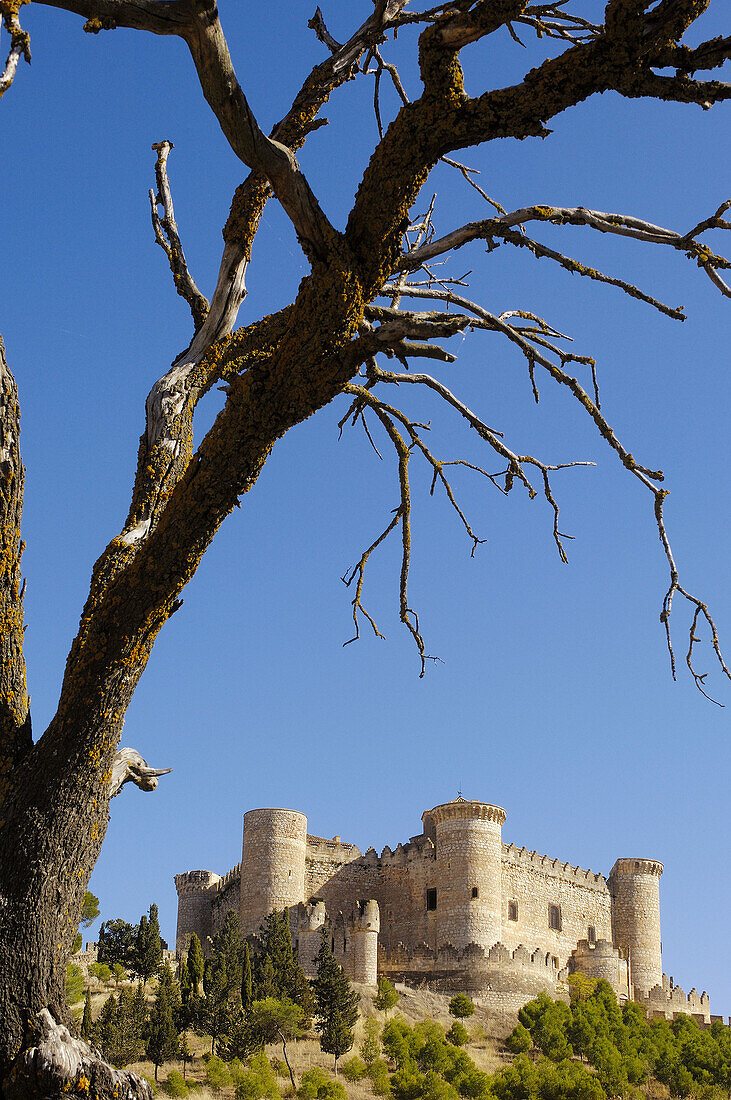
(1, 0), (730, 1093)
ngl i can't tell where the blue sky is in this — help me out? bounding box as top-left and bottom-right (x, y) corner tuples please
(3, 3), (729, 1015)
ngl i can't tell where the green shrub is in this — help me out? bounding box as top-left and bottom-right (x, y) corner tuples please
(205, 1055), (233, 1093)
(446, 1022), (468, 1048)
(235, 1052), (281, 1100)
(297, 1067), (346, 1100)
(366, 1058), (392, 1097)
(361, 1016), (382, 1065)
(269, 1057), (288, 1079)
(161, 1071), (188, 1098)
(504, 1023), (531, 1055)
(89, 962), (112, 984)
(340, 1055), (367, 1081)
(448, 996), (475, 1020)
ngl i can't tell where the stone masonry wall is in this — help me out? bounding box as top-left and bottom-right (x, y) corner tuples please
(500, 846), (612, 966)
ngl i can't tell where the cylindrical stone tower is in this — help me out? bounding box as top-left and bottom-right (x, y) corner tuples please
(349, 900), (380, 985)
(296, 900), (327, 978)
(427, 798), (506, 951)
(239, 808), (308, 937)
(609, 858), (663, 995)
(174, 870), (221, 953)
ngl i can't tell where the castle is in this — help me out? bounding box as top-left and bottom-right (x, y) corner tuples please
(175, 798), (713, 1029)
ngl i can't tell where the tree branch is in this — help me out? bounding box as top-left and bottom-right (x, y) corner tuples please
(148, 141), (209, 330)
(0, 0), (31, 99)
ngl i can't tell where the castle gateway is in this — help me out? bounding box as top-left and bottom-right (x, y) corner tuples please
(175, 798), (712, 1027)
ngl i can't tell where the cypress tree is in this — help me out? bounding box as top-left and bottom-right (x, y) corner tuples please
(81, 989), (93, 1040)
(187, 932), (205, 996)
(146, 964), (179, 1080)
(312, 928), (359, 1072)
(211, 909), (244, 998)
(135, 904), (163, 985)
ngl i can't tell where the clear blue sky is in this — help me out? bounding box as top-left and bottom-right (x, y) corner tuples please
(3, 3), (729, 1016)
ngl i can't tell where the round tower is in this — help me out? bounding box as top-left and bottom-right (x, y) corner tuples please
(296, 900), (327, 978)
(427, 798), (506, 951)
(174, 870), (221, 953)
(349, 900), (380, 985)
(239, 808), (308, 937)
(608, 858), (663, 995)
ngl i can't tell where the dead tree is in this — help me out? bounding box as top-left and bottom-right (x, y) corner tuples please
(1, 0), (730, 1092)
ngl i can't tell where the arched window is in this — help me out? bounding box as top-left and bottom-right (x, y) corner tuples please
(549, 905), (562, 931)
(508, 901), (518, 921)
(471, 886), (479, 899)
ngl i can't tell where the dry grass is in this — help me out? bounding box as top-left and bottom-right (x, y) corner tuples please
(80, 982), (506, 1099)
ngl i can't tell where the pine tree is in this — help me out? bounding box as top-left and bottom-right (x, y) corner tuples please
(254, 909), (313, 1018)
(312, 928), (359, 1072)
(81, 989), (93, 1040)
(242, 943), (253, 1012)
(146, 964), (179, 1080)
(187, 932), (204, 996)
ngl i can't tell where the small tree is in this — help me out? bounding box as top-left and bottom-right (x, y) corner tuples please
(187, 933), (205, 997)
(97, 919), (137, 968)
(147, 964), (180, 1081)
(80, 891), (101, 929)
(312, 930), (359, 1073)
(360, 1016), (381, 1066)
(374, 977), (399, 1015)
(448, 995), (475, 1019)
(505, 1022), (532, 1055)
(65, 963), (84, 1007)
(81, 989), (93, 1040)
(446, 1021), (468, 1047)
(248, 997), (305, 1090)
(241, 942), (253, 1012)
(112, 962), (127, 989)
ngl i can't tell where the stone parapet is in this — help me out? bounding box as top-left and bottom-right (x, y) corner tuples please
(503, 844), (607, 890)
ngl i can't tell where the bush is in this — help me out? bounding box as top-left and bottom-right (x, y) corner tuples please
(366, 1058), (392, 1097)
(374, 978), (400, 1014)
(340, 1055), (367, 1081)
(297, 1068), (346, 1100)
(361, 1016), (382, 1065)
(162, 1071), (189, 1098)
(504, 1023), (531, 1055)
(235, 1052), (281, 1100)
(269, 1057), (288, 1079)
(445, 1022), (468, 1048)
(205, 1056), (232, 1093)
(89, 962), (112, 984)
(448, 996), (475, 1020)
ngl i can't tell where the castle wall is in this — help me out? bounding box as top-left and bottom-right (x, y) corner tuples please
(174, 870), (221, 953)
(500, 846), (612, 966)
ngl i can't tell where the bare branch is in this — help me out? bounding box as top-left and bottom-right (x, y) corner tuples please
(396, 202), (731, 310)
(0, 0), (30, 99)
(148, 141), (209, 330)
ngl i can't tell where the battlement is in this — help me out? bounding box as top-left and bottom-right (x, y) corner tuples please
(610, 858), (664, 879)
(503, 843), (607, 890)
(427, 799), (507, 827)
(636, 974), (710, 1023)
(216, 862), (242, 892)
(306, 834), (361, 860)
(174, 870), (221, 895)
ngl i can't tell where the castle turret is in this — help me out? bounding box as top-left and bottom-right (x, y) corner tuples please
(174, 870), (221, 953)
(427, 798), (506, 951)
(239, 808), (308, 937)
(349, 900), (380, 984)
(609, 858), (663, 995)
(296, 899), (327, 978)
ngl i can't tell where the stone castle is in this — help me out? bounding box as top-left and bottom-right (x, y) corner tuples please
(175, 798), (714, 1028)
